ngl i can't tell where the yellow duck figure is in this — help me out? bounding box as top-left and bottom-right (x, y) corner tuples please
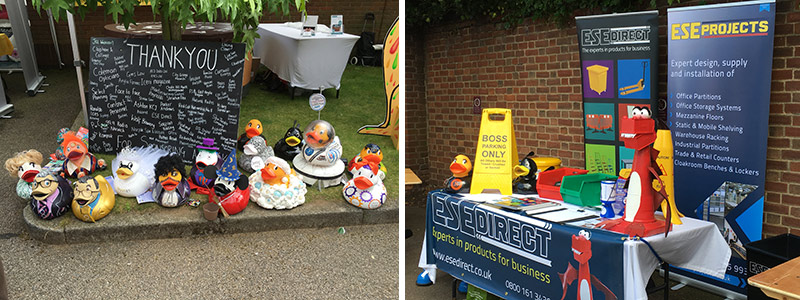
(443, 155), (472, 193)
(71, 175), (115, 222)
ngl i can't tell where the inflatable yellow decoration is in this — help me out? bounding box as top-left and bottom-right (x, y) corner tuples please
(654, 129), (684, 224)
(357, 17), (399, 148)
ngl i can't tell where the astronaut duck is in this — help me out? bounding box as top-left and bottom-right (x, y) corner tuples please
(4, 150), (44, 200)
(343, 156), (387, 209)
(60, 132), (106, 178)
(111, 146), (169, 200)
(292, 120), (346, 189)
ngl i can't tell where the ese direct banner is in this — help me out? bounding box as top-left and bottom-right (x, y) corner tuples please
(667, 0), (775, 295)
(425, 191), (625, 300)
(576, 11), (659, 176)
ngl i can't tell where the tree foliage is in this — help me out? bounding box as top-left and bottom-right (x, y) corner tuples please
(32, 0), (306, 51)
(407, 0), (678, 29)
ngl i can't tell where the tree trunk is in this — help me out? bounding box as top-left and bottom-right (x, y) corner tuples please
(160, 5), (183, 40)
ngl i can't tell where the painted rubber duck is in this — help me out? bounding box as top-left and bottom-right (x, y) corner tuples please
(347, 143), (387, 179)
(4, 149), (44, 200)
(72, 175), (115, 222)
(237, 119), (266, 152)
(50, 127), (87, 161)
(188, 138), (223, 195)
(249, 156), (307, 210)
(208, 149), (250, 215)
(111, 146), (169, 199)
(29, 172), (73, 220)
(512, 151), (538, 194)
(60, 132), (106, 178)
(343, 160), (387, 209)
(239, 135), (275, 173)
(151, 154), (191, 208)
(274, 120), (304, 161)
(443, 154), (472, 193)
(292, 120), (346, 189)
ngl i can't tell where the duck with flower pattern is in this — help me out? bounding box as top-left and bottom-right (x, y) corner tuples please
(343, 156), (386, 209)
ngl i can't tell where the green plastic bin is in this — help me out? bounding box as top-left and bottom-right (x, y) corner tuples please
(560, 173), (617, 206)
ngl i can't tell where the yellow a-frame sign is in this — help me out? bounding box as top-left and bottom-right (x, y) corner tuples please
(470, 108), (519, 195)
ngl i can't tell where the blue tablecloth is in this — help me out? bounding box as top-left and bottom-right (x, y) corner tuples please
(424, 190), (626, 300)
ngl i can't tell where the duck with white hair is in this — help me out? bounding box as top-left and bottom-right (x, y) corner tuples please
(111, 146), (169, 201)
(249, 156), (307, 210)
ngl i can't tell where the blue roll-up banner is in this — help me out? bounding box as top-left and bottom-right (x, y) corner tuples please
(667, 0), (775, 295)
(426, 191), (625, 300)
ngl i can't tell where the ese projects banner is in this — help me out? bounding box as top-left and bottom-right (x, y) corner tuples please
(667, 0), (774, 295)
(576, 11), (659, 177)
(426, 191), (625, 300)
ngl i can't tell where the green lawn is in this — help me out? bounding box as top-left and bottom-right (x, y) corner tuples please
(90, 65), (397, 213)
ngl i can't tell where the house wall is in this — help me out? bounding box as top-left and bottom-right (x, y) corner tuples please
(405, 0), (800, 237)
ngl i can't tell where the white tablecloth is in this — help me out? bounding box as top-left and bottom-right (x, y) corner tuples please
(252, 24), (359, 90)
(623, 215), (731, 299)
(419, 198), (731, 299)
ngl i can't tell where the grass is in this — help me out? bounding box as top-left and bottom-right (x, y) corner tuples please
(85, 64), (396, 214)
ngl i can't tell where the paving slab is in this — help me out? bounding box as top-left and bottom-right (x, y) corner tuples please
(24, 193), (398, 244)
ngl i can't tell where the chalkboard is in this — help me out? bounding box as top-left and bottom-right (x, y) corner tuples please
(87, 37), (245, 163)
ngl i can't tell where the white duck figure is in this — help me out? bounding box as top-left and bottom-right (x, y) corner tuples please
(249, 156), (307, 210)
(343, 161), (387, 209)
(112, 146), (169, 199)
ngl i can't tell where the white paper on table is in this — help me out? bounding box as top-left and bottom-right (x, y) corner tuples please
(455, 193), (504, 203)
(530, 207), (598, 223)
(526, 206), (567, 215)
(136, 190), (156, 204)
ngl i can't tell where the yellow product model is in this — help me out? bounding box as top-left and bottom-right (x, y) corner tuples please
(586, 65), (609, 95)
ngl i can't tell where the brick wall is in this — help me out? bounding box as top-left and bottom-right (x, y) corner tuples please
(406, 0), (800, 237)
(405, 31), (429, 178)
(27, 0), (398, 67)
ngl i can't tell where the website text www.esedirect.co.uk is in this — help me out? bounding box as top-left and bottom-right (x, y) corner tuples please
(432, 248), (493, 280)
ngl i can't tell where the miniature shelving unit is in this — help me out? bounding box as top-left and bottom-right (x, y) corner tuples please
(0, 74), (10, 118)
